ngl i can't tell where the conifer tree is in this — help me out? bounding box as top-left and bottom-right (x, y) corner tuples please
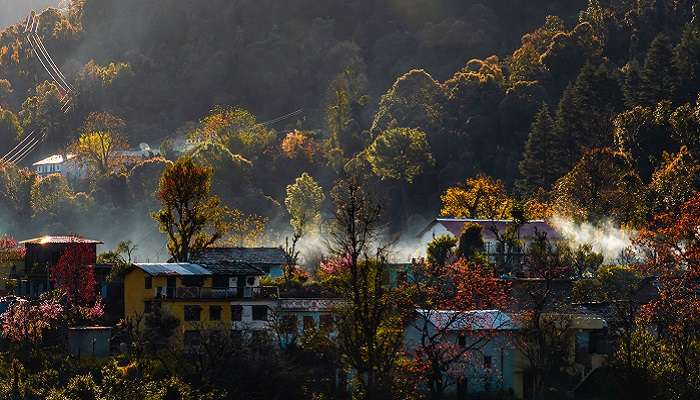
(623, 60), (642, 108)
(674, 17), (700, 103)
(517, 103), (558, 195)
(639, 33), (678, 106)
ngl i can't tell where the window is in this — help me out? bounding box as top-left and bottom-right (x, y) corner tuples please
(145, 276), (152, 289)
(181, 276), (204, 287)
(283, 315), (297, 333)
(252, 305), (268, 321)
(144, 300), (152, 314)
(231, 305), (243, 321)
(458, 333), (466, 347)
(303, 316), (315, 331)
(184, 305), (202, 321)
(320, 314), (333, 331)
(210, 306), (222, 321)
(212, 275), (229, 288)
(246, 276), (256, 286)
(484, 356), (492, 369)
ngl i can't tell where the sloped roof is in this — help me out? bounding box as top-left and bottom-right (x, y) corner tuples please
(198, 261), (265, 276)
(134, 263), (212, 276)
(20, 236), (103, 245)
(32, 154), (76, 166)
(193, 247), (287, 265)
(416, 309), (516, 331)
(420, 218), (560, 241)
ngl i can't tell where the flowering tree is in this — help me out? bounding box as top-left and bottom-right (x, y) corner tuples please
(1, 298), (63, 345)
(0, 235), (25, 264)
(408, 259), (509, 398)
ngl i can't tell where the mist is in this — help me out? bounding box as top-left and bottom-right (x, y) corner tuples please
(551, 216), (635, 263)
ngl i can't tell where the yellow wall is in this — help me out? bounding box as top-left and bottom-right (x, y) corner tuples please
(123, 269), (233, 333)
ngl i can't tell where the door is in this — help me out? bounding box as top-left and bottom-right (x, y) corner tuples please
(237, 275), (246, 298)
(166, 277), (176, 299)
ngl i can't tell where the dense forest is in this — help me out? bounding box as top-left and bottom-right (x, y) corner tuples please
(0, 0), (699, 257)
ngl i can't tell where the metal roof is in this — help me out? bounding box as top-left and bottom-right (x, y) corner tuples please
(20, 236), (103, 245)
(134, 263), (212, 276)
(415, 309), (516, 331)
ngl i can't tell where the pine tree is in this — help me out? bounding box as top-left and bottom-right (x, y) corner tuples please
(639, 33), (678, 106)
(623, 59), (642, 107)
(550, 84), (583, 177)
(517, 103), (558, 195)
(674, 18), (700, 103)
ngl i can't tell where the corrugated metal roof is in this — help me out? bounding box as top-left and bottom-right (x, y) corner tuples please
(20, 236), (103, 245)
(415, 309), (516, 331)
(134, 263), (212, 276)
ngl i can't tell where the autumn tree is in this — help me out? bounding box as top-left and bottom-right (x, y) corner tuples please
(152, 156), (228, 262)
(282, 172), (325, 284)
(551, 148), (644, 225)
(71, 112), (129, 175)
(632, 192), (700, 399)
(367, 127), (434, 183)
(648, 146), (700, 215)
(440, 175), (513, 219)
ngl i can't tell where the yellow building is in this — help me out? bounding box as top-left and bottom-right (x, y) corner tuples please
(124, 262), (278, 345)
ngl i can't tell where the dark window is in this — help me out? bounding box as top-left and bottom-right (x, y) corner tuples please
(458, 333), (466, 346)
(231, 305), (243, 321)
(252, 305), (268, 321)
(145, 276), (152, 289)
(320, 314), (333, 331)
(303, 316), (315, 331)
(283, 315), (297, 333)
(184, 305), (201, 321)
(181, 276), (204, 287)
(212, 275), (229, 288)
(484, 356), (492, 369)
(210, 306), (222, 321)
(144, 300), (152, 314)
(246, 276), (256, 286)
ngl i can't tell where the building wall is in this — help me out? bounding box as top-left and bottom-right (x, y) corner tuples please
(124, 269), (274, 335)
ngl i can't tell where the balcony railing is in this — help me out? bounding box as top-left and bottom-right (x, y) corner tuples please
(168, 286), (279, 300)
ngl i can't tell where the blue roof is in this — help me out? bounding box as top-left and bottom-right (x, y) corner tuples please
(134, 263), (212, 276)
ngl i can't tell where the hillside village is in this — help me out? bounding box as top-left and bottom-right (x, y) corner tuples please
(0, 209), (658, 400)
(1, 0), (700, 399)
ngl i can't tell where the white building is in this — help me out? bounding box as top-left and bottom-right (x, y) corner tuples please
(32, 154), (87, 181)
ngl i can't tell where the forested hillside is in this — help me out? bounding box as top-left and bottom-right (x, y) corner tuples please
(1, 0), (699, 256)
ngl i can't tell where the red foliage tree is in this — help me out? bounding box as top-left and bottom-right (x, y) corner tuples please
(407, 259), (509, 398)
(50, 242), (98, 308)
(634, 192), (700, 396)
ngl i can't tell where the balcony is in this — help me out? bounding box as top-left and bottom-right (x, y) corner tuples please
(167, 286), (279, 300)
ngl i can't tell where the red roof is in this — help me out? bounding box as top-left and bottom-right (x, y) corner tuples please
(20, 236), (103, 245)
(422, 219), (561, 241)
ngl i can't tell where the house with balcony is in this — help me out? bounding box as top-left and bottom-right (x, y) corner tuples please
(123, 261), (279, 345)
(418, 218), (561, 273)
